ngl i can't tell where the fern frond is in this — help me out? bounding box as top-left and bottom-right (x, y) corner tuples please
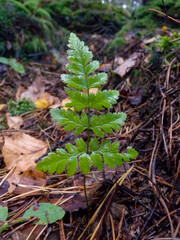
(36, 143), (79, 176)
(50, 108), (88, 135)
(90, 138), (138, 169)
(91, 112), (127, 137)
(66, 89), (119, 111)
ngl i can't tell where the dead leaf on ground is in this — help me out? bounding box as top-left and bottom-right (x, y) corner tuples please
(143, 37), (156, 45)
(20, 69), (46, 102)
(114, 56), (124, 66)
(2, 132), (48, 193)
(0, 180), (10, 196)
(35, 92), (60, 109)
(13, 167), (46, 195)
(128, 88), (144, 105)
(6, 113), (23, 130)
(0, 104), (6, 111)
(114, 52), (141, 78)
(15, 86), (25, 100)
(98, 63), (112, 72)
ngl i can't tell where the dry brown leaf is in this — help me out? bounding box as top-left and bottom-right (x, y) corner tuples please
(114, 52), (141, 78)
(143, 37), (156, 45)
(98, 63), (112, 72)
(6, 113), (23, 130)
(114, 56), (124, 66)
(89, 88), (99, 94)
(35, 92), (60, 109)
(20, 69), (46, 102)
(61, 97), (71, 110)
(2, 132), (48, 192)
(13, 167), (46, 195)
(15, 86), (25, 100)
(0, 104), (6, 111)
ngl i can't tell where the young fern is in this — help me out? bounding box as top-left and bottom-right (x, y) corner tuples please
(36, 33), (138, 177)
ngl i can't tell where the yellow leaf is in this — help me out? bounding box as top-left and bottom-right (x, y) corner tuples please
(36, 93), (61, 109)
(0, 104), (6, 111)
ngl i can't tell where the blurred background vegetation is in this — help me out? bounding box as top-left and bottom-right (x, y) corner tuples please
(0, 0), (179, 60)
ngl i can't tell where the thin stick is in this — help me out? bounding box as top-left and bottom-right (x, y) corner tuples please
(149, 8), (180, 24)
(116, 208), (125, 240)
(110, 213), (116, 240)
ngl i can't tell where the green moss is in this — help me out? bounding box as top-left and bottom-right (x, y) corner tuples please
(24, 0), (42, 12)
(107, 37), (127, 52)
(23, 37), (47, 54)
(35, 8), (51, 20)
(48, 0), (72, 17)
(6, 0), (30, 14)
(8, 98), (37, 116)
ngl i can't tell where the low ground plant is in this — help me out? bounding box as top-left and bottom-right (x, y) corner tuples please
(36, 33), (138, 205)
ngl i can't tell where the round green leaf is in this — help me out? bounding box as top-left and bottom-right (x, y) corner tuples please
(23, 203), (65, 225)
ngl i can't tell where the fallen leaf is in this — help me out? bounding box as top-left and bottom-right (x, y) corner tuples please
(128, 88), (144, 105)
(61, 97), (71, 110)
(114, 57), (124, 66)
(143, 37), (156, 45)
(20, 69), (45, 102)
(98, 63), (112, 72)
(2, 133), (48, 192)
(0, 104), (6, 111)
(13, 167), (46, 195)
(6, 113), (23, 130)
(114, 52), (141, 78)
(0, 180), (10, 197)
(89, 88), (99, 94)
(35, 92), (60, 109)
(15, 86), (25, 100)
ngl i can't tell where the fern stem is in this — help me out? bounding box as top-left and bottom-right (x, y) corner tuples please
(87, 107), (90, 154)
(84, 174), (89, 211)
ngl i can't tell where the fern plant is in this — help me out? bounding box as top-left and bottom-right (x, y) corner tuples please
(36, 33), (138, 205)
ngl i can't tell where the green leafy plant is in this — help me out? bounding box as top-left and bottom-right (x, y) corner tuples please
(36, 33), (138, 206)
(0, 203), (65, 234)
(0, 57), (25, 74)
(8, 98), (37, 116)
(156, 32), (180, 52)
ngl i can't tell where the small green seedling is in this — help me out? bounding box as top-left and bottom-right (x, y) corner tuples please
(36, 33), (138, 205)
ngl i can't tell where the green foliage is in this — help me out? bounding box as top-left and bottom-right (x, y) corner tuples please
(8, 98), (36, 116)
(156, 33), (180, 52)
(50, 108), (88, 135)
(23, 37), (47, 54)
(0, 206), (8, 222)
(36, 33), (138, 177)
(0, 203), (65, 233)
(107, 37), (127, 52)
(23, 203), (65, 224)
(0, 57), (25, 73)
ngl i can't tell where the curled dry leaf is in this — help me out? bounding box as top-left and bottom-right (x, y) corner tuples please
(20, 69), (46, 102)
(2, 133), (48, 193)
(6, 113), (23, 130)
(114, 52), (141, 78)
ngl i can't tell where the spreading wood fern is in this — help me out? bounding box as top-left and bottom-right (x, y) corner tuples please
(36, 33), (138, 176)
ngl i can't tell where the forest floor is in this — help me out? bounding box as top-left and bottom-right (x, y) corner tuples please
(0, 31), (180, 240)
